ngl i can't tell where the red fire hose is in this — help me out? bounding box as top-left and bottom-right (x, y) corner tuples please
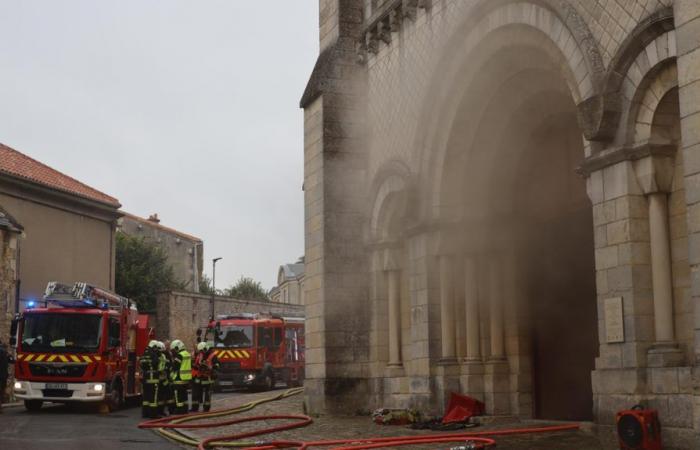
(138, 388), (580, 450)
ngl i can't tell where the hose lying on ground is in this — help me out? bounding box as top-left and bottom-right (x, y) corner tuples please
(138, 388), (580, 449)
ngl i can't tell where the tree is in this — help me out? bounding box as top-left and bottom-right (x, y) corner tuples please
(115, 232), (179, 312)
(224, 276), (269, 301)
(198, 275), (222, 296)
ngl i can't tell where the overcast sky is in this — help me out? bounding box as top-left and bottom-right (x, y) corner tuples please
(0, 1), (318, 290)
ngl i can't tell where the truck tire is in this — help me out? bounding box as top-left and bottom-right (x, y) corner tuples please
(24, 400), (43, 412)
(106, 380), (123, 412)
(263, 373), (275, 391)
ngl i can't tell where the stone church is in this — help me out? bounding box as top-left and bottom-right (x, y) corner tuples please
(301, 0), (700, 446)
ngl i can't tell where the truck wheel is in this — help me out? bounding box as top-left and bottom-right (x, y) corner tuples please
(24, 400), (43, 412)
(263, 373), (274, 391)
(106, 381), (123, 412)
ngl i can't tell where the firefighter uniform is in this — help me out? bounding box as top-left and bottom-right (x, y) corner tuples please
(191, 341), (220, 412)
(169, 339), (192, 414)
(156, 342), (171, 416)
(140, 340), (161, 418)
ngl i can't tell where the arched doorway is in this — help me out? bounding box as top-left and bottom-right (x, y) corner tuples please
(436, 30), (598, 420)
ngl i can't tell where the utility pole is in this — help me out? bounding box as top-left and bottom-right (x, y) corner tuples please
(210, 257), (222, 320)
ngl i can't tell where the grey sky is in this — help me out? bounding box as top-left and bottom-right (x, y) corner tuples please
(0, 1), (319, 290)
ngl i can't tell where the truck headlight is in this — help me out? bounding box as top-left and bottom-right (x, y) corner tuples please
(14, 381), (23, 390)
(92, 383), (104, 392)
(245, 374), (255, 381)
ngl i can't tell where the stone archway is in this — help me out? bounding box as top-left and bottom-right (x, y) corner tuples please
(427, 22), (598, 420)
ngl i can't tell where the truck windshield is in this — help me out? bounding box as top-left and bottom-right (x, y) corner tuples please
(213, 325), (253, 348)
(21, 313), (102, 353)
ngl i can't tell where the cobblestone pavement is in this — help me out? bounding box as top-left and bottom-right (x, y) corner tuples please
(181, 388), (607, 449)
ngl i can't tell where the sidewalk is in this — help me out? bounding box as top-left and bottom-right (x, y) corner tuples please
(184, 390), (607, 449)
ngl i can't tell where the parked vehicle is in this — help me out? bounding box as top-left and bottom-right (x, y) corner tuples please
(201, 313), (304, 391)
(10, 281), (152, 411)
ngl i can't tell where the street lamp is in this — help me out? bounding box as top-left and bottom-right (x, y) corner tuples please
(210, 257), (222, 319)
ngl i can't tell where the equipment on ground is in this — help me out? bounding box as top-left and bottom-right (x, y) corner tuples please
(10, 281), (153, 412)
(616, 405), (662, 450)
(199, 313), (304, 390)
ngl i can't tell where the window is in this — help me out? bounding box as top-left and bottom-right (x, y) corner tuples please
(273, 328), (282, 347)
(258, 327), (273, 348)
(108, 319), (120, 348)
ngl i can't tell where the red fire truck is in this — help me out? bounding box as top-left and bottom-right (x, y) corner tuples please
(200, 313), (304, 391)
(10, 281), (152, 412)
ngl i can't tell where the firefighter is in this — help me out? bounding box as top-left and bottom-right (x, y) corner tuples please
(169, 339), (192, 414)
(190, 341), (206, 412)
(140, 340), (161, 418)
(156, 341), (171, 416)
(201, 341), (220, 412)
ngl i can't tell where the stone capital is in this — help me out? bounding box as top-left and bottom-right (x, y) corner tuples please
(633, 155), (675, 195)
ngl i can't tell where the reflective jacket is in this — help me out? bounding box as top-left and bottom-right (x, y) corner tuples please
(170, 349), (192, 383)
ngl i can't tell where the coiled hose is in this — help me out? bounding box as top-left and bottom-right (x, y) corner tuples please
(138, 388), (579, 449)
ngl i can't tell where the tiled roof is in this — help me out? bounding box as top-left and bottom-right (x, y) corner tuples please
(0, 143), (120, 207)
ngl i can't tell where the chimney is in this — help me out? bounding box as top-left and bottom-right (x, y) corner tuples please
(148, 213), (160, 224)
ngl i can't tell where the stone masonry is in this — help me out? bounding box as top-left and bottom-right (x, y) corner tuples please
(301, 1), (700, 448)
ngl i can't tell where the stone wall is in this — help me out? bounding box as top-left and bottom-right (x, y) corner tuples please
(303, 0), (700, 447)
(0, 228), (20, 343)
(155, 291), (304, 352)
(119, 213), (203, 293)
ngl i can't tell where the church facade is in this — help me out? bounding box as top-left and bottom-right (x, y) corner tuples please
(301, 0), (700, 446)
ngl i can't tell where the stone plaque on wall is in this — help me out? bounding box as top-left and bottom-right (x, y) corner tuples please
(604, 297), (624, 343)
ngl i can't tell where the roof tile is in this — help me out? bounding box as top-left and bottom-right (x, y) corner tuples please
(0, 143), (120, 207)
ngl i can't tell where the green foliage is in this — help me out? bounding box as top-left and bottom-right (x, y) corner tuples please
(224, 276), (269, 301)
(198, 275), (222, 296)
(115, 232), (179, 312)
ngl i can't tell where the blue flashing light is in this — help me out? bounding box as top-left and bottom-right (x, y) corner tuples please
(26, 300), (36, 309)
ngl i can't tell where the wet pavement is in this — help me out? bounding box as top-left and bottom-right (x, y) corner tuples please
(186, 388), (607, 450)
(0, 389), (610, 449)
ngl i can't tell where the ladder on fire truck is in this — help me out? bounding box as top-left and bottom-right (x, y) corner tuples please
(43, 281), (130, 311)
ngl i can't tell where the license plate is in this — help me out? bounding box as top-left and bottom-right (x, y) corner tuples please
(218, 381), (233, 386)
(45, 383), (68, 390)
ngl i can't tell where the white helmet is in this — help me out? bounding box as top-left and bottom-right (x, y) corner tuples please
(148, 340), (159, 349)
(157, 341), (166, 351)
(196, 341), (207, 352)
(170, 339), (185, 351)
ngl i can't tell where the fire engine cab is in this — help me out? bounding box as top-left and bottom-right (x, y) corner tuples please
(201, 313), (304, 391)
(10, 281), (152, 412)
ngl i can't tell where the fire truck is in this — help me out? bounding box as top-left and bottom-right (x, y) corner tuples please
(199, 313), (304, 391)
(10, 281), (152, 412)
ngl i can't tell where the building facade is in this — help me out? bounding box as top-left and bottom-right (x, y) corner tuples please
(118, 212), (203, 293)
(0, 206), (22, 342)
(0, 144), (121, 306)
(271, 262), (305, 305)
(301, 0), (700, 446)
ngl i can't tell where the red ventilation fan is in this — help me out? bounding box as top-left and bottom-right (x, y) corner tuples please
(616, 405), (661, 450)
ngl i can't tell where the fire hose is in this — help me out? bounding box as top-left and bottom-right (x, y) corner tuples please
(139, 388), (580, 449)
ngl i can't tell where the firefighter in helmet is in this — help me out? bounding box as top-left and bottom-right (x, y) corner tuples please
(156, 341), (171, 416)
(140, 340), (161, 418)
(169, 339), (192, 414)
(191, 341), (220, 412)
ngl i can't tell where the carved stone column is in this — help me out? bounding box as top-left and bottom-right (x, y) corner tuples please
(488, 256), (506, 361)
(464, 256), (481, 362)
(439, 254), (457, 363)
(633, 155), (683, 366)
(387, 269), (402, 367)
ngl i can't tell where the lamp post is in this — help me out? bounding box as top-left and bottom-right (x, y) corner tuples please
(210, 257), (222, 320)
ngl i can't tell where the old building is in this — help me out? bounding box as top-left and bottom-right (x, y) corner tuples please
(0, 206), (22, 341)
(271, 261), (305, 305)
(0, 143), (121, 305)
(118, 212), (203, 292)
(301, 0), (700, 446)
